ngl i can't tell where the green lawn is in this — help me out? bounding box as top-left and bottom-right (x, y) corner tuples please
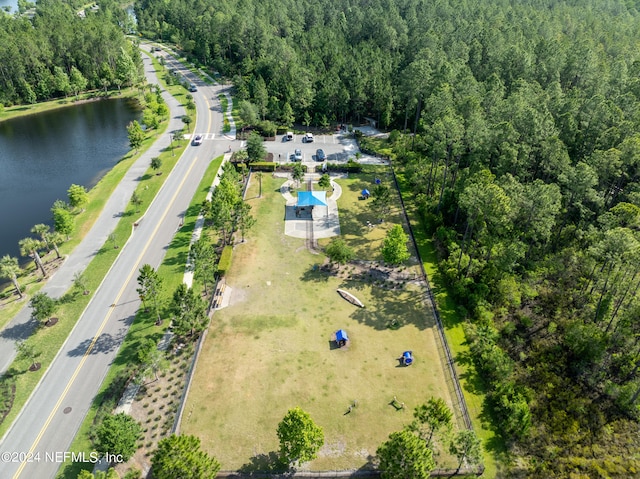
(181, 171), (462, 471)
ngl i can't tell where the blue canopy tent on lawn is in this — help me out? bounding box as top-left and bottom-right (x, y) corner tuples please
(362, 189), (370, 199)
(401, 351), (413, 366)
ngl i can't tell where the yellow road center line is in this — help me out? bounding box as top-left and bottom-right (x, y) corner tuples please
(13, 156), (200, 478)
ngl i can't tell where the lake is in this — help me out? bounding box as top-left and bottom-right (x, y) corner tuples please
(0, 98), (141, 262)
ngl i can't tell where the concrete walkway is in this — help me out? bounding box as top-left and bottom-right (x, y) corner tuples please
(0, 48), (186, 375)
(183, 153), (230, 288)
(280, 173), (342, 240)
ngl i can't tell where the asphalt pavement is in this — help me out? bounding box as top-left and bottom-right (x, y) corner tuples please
(0, 44), (230, 479)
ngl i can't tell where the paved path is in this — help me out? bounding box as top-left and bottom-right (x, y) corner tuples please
(0, 44), (229, 479)
(280, 173), (342, 240)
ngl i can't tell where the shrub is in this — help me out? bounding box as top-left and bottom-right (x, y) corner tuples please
(251, 162), (276, 172)
(258, 120), (277, 137)
(325, 161), (361, 173)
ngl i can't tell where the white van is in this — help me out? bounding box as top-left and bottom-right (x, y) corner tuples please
(285, 132), (294, 141)
(303, 132), (314, 143)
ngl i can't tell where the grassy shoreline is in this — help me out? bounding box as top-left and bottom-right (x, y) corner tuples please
(0, 91), (135, 124)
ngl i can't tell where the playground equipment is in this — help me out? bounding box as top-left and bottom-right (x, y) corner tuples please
(401, 351), (413, 366)
(337, 289), (364, 308)
(336, 329), (349, 348)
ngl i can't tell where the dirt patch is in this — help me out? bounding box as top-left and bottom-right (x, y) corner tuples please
(45, 317), (59, 327)
(227, 285), (248, 307)
(28, 362), (41, 372)
(318, 439), (347, 457)
(320, 259), (422, 287)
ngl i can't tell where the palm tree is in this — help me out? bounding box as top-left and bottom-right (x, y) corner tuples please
(45, 231), (65, 259)
(18, 237), (46, 277)
(31, 224), (51, 251)
(0, 255), (23, 298)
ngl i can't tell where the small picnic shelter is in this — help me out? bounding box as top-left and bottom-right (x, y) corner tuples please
(296, 191), (327, 217)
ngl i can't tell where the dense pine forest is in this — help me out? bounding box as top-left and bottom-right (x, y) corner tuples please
(0, 0), (139, 105)
(2, 0), (640, 475)
(134, 0), (640, 475)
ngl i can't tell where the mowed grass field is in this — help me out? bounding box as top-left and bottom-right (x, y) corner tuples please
(181, 171), (460, 471)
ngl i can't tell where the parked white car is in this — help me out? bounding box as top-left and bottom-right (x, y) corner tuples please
(303, 132), (314, 143)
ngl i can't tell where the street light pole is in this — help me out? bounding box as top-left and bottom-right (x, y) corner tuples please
(169, 132), (174, 156)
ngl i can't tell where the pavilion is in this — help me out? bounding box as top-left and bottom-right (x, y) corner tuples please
(295, 191), (328, 217)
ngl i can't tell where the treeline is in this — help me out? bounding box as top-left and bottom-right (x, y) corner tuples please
(137, 0), (640, 475)
(135, 0), (640, 131)
(0, 0), (139, 105)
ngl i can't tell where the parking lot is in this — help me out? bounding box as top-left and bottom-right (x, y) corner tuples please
(264, 132), (361, 164)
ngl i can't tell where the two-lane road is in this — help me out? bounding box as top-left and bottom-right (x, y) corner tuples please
(0, 47), (228, 479)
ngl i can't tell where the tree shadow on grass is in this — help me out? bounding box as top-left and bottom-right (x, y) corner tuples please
(455, 349), (485, 397)
(238, 451), (288, 474)
(355, 454), (378, 475)
(455, 347), (510, 463)
(299, 265), (331, 284)
(58, 289), (80, 305)
(341, 279), (433, 331)
(114, 330), (164, 367)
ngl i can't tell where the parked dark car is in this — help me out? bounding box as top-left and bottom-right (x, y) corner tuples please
(316, 149), (326, 161)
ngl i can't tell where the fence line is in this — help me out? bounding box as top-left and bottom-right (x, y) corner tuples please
(171, 279), (220, 435)
(389, 166), (473, 431)
(216, 465), (484, 478)
(171, 165), (482, 476)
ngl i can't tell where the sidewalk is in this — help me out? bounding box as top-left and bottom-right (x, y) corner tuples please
(0, 49), (186, 374)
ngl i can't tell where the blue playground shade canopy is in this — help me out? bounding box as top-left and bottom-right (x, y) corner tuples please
(336, 329), (349, 342)
(297, 191), (327, 207)
(362, 189), (370, 196)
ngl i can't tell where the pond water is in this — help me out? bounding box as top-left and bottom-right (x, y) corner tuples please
(0, 98), (141, 261)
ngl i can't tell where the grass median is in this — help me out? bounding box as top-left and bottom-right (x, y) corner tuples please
(58, 154), (223, 478)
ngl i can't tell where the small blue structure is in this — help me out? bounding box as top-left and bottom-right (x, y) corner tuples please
(336, 329), (349, 347)
(362, 189), (370, 199)
(402, 351), (413, 366)
(375, 178), (382, 185)
(297, 191), (328, 207)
